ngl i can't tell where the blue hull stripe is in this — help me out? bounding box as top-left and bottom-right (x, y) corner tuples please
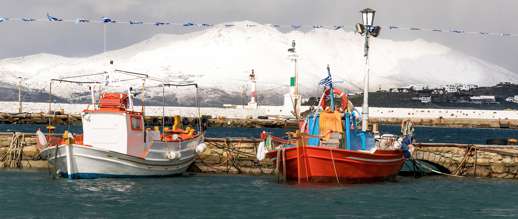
(60, 172), (183, 179)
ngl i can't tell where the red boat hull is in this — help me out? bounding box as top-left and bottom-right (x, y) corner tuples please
(268, 146), (405, 183)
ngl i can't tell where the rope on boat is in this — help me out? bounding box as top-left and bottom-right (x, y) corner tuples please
(275, 148), (281, 183)
(282, 148), (287, 182)
(0, 132), (25, 168)
(329, 148), (340, 184)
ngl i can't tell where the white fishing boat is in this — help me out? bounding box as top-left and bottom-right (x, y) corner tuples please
(36, 68), (206, 179)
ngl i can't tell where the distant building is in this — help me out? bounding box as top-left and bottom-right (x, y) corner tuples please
(470, 95), (496, 104)
(505, 95), (518, 103)
(407, 84), (427, 91)
(411, 96), (432, 103)
(442, 83), (478, 93)
(460, 84), (478, 91)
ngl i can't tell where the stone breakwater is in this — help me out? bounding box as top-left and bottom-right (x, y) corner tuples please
(413, 143), (518, 179)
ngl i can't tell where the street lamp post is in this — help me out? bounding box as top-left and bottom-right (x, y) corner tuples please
(356, 8), (381, 133)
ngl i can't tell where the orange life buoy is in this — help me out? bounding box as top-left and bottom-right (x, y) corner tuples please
(320, 87), (348, 112)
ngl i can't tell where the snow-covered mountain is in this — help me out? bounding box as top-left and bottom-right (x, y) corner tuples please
(0, 21), (516, 104)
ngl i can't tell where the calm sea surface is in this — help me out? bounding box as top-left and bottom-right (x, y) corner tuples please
(1, 125), (518, 218)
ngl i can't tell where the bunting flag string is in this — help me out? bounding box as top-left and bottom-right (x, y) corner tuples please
(0, 13), (516, 38)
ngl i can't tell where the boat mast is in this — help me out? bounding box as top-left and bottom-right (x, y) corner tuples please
(17, 77), (23, 113)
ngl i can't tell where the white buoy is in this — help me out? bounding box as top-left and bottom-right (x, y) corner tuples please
(256, 141), (267, 161)
(167, 151), (181, 160)
(36, 129), (47, 147)
(195, 143), (207, 154)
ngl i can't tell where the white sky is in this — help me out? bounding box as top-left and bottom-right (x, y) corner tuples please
(1, 0), (517, 73)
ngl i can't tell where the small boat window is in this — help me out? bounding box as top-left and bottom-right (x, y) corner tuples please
(131, 115), (143, 130)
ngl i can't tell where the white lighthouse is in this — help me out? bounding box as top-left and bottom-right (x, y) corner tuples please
(284, 40), (301, 118)
(247, 69), (258, 108)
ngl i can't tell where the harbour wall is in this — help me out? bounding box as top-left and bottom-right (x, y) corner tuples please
(414, 143), (518, 179)
(3, 133), (518, 179)
(1, 101), (518, 128)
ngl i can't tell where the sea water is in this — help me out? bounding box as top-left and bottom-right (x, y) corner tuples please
(1, 125), (518, 218)
(1, 171), (518, 218)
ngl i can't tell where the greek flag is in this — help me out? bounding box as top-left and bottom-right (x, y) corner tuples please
(319, 72), (332, 87)
(47, 13), (62, 21)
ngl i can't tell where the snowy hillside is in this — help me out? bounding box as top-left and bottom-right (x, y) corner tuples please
(0, 21), (516, 104)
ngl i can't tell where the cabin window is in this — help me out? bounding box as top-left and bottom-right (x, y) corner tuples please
(131, 115), (143, 130)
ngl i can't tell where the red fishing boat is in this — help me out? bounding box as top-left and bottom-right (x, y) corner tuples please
(257, 67), (411, 183)
(257, 15), (413, 183)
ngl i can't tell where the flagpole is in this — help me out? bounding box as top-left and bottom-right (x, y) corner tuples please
(327, 65), (335, 111)
(103, 23), (107, 55)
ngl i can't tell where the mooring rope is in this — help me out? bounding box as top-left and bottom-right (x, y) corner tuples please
(329, 148), (340, 184)
(413, 159), (463, 178)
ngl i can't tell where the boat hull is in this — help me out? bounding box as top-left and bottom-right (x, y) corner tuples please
(268, 146), (405, 183)
(39, 138), (201, 179)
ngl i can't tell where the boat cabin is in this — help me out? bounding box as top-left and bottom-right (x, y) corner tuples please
(82, 92), (146, 157)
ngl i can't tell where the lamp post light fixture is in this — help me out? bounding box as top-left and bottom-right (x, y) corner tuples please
(356, 8), (381, 135)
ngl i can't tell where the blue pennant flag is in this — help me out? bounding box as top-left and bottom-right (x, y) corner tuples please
(389, 26), (399, 30)
(272, 24), (280, 28)
(334, 25), (343, 30)
(319, 70), (333, 87)
(451, 29), (464, 34)
(224, 24), (235, 27)
(22, 18), (35, 22)
(75, 18), (89, 23)
(47, 13), (62, 22)
(154, 22), (168, 26)
(101, 17), (115, 23)
(201, 23), (212, 27)
(130, 20), (143, 25)
(246, 24), (256, 27)
(183, 22), (194, 27)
